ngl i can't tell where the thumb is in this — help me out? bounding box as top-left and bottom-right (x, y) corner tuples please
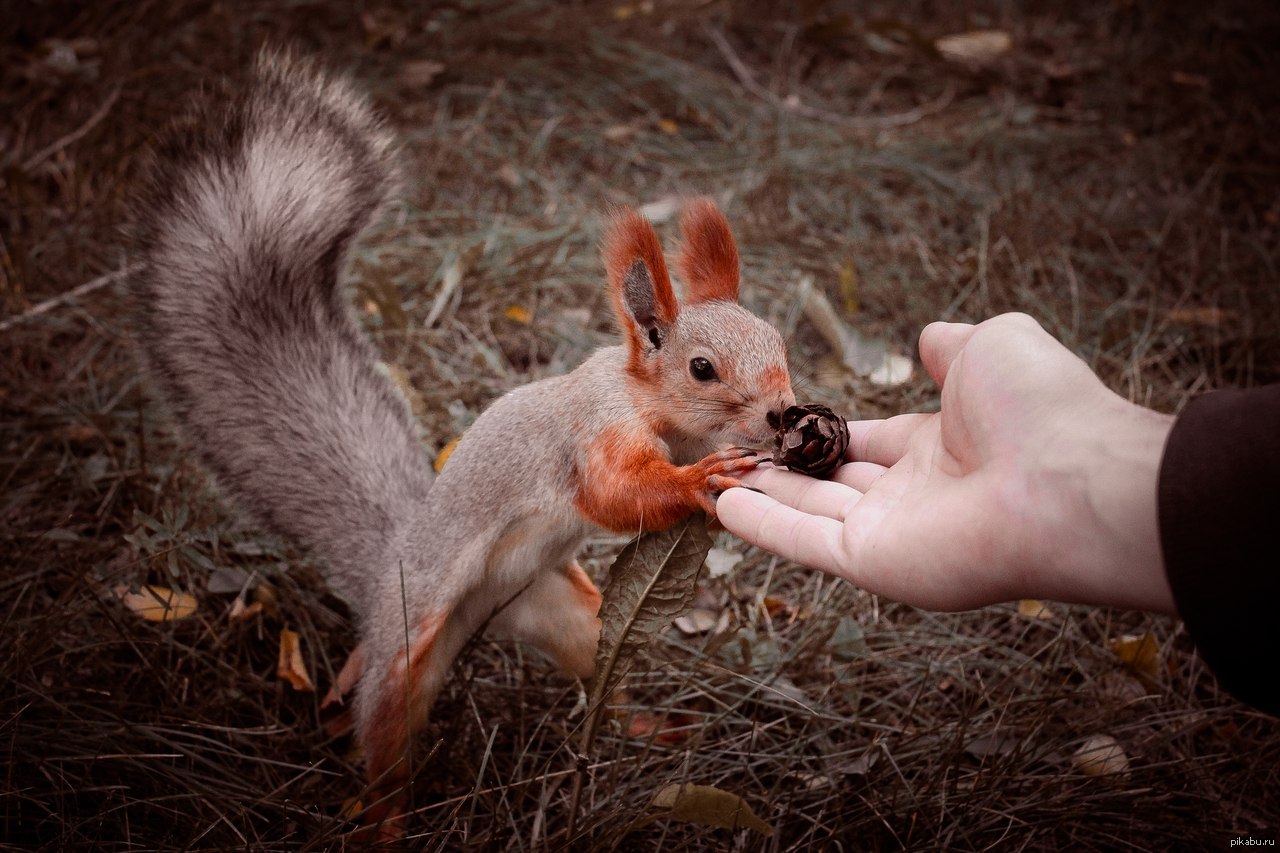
(918, 321), (976, 388)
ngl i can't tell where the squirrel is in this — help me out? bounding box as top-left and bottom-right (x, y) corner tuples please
(134, 50), (795, 835)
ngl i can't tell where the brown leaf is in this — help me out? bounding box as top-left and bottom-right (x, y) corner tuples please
(277, 628), (316, 692)
(398, 59), (445, 89)
(1109, 633), (1159, 681)
(603, 123), (640, 142)
(252, 581), (279, 619)
(1017, 599), (1055, 620)
(579, 516), (712, 764)
(934, 30), (1012, 64)
(434, 436), (461, 472)
(651, 784), (773, 837)
(228, 597), (264, 622)
(503, 304), (533, 324)
(627, 710), (695, 744)
(673, 608), (719, 635)
(1072, 734), (1130, 780)
(761, 595), (791, 619)
(838, 258), (860, 315)
(116, 584), (198, 622)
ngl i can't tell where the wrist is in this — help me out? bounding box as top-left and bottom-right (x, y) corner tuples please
(1031, 397), (1176, 613)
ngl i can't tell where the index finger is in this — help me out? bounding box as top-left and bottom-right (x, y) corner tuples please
(715, 487), (847, 576)
(847, 413), (934, 467)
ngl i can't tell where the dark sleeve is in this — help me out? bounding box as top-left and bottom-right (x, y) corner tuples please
(1158, 384), (1280, 715)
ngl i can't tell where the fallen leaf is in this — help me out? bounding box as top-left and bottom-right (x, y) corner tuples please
(228, 597), (264, 622)
(603, 123), (639, 142)
(934, 30), (1012, 64)
(866, 352), (914, 386)
(1017, 599), (1055, 620)
(673, 608), (719, 635)
(761, 595), (790, 619)
(1072, 734), (1130, 779)
(639, 196), (680, 224)
(829, 615), (867, 661)
(651, 784), (772, 836)
(504, 304), (533, 324)
(498, 163), (521, 188)
(838, 258), (859, 315)
(656, 118), (679, 135)
(1109, 633), (1160, 681)
(704, 546), (742, 579)
(794, 772), (835, 790)
(340, 797), (363, 821)
(434, 436), (461, 472)
(398, 59), (445, 89)
(590, 517), (712, 703)
(253, 582), (279, 619)
(116, 584), (198, 622)
(278, 628), (316, 692)
(627, 710), (695, 744)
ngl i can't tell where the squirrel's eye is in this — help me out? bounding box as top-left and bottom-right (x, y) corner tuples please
(689, 357), (717, 382)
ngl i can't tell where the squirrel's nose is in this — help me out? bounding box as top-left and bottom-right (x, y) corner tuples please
(766, 408), (783, 431)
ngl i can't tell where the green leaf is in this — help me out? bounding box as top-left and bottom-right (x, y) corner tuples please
(651, 784), (773, 837)
(180, 545), (216, 572)
(134, 509), (165, 535)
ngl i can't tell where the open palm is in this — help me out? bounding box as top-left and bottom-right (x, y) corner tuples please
(717, 314), (1175, 613)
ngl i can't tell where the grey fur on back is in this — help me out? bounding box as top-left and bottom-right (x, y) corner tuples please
(134, 50), (434, 609)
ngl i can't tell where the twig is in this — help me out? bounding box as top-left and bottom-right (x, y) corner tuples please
(0, 263), (138, 333)
(705, 26), (954, 130)
(22, 87), (123, 173)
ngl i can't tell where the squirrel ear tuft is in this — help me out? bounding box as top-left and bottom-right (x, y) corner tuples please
(677, 198), (740, 304)
(603, 208), (678, 343)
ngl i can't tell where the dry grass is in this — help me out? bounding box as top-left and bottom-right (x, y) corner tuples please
(3, 1), (1278, 849)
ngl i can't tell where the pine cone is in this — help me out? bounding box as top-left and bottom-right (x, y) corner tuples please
(771, 404), (850, 479)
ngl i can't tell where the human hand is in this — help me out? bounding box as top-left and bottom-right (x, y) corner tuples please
(717, 313), (1177, 613)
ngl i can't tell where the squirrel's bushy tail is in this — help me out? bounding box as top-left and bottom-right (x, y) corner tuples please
(135, 51), (432, 609)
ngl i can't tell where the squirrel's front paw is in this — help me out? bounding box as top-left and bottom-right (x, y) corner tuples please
(692, 447), (760, 515)
(695, 446), (760, 477)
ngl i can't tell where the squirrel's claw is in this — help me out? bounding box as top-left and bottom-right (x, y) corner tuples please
(696, 447), (762, 478)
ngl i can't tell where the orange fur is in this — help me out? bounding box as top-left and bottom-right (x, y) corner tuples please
(574, 426), (703, 532)
(566, 560), (602, 612)
(574, 425), (757, 533)
(759, 364), (792, 397)
(359, 610), (447, 835)
(320, 643), (365, 738)
(677, 198), (739, 304)
(602, 208), (678, 382)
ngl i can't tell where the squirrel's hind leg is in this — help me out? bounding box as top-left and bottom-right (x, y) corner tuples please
(487, 560), (602, 678)
(354, 601), (477, 838)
